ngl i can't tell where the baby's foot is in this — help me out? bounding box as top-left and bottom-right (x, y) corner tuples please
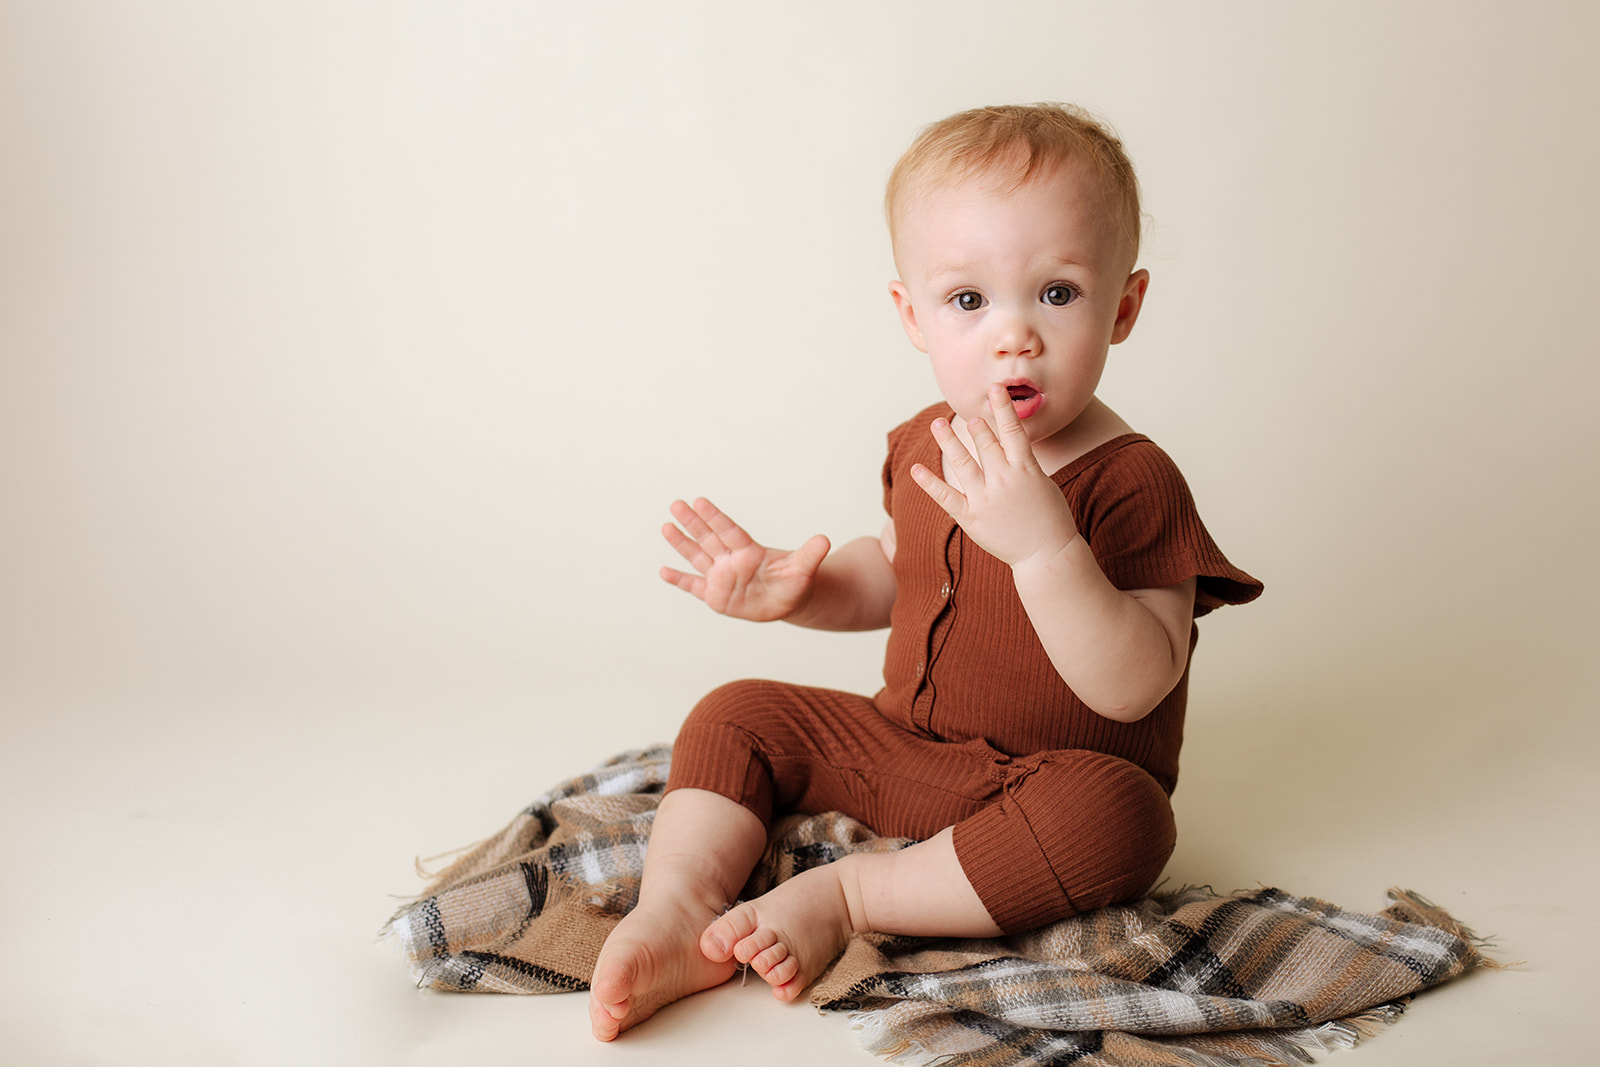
(699, 860), (862, 1001)
(589, 890), (738, 1041)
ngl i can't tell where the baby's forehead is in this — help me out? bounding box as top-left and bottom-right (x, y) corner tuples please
(910, 157), (1108, 211)
(893, 160), (1132, 260)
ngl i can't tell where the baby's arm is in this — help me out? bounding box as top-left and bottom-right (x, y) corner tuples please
(661, 498), (895, 631)
(910, 386), (1194, 723)
(1012, 554), (1195, 723)
(784, 523), (897, 631)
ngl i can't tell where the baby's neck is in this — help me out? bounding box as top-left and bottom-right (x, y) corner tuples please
(1029, 398), (1135, 476)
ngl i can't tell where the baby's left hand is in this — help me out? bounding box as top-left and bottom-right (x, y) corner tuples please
(910, 385), (1081, 567)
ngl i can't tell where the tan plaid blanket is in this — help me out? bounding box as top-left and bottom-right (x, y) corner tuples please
(384, 746), (1489, 1066)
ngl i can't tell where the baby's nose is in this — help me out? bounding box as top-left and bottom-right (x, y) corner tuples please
(993, 315), (1041, 357)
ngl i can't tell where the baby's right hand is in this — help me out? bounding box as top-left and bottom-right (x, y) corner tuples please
(660, 498), (831, 622)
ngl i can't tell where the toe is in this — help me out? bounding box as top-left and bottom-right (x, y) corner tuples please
(589, 956), (635, 1010)
(587, 971), (631, 1041)
(700, 923), (733, 962)
(750, 942), (788, 973)
(703, 903), (760, 961)
(768, 959), (803, 997)
(589, 994), (623, 1041)
(732, 925), (780, 965)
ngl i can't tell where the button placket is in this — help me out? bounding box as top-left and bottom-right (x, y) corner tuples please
(913, 525), (963, 735)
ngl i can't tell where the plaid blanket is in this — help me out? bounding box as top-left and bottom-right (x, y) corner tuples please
(384, 747), (1488, 1066)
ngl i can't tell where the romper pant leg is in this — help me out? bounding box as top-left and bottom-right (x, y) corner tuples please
(667, 679), (999, 833)
(951, 748), (1176, 933)
(667, 679), (873, 826)
(670, 680), (1175, 934)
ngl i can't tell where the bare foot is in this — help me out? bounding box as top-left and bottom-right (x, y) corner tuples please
(589, 889), (738, 1041)
(699, 859), (862, 1001)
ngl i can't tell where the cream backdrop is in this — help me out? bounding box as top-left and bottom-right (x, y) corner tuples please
(2, 2), (1596, 1064)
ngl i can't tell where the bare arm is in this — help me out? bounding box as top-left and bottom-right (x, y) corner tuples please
(784, 523), (897, 632)
(909, 386), (1193, 722)
(661, 499), (895, 631)
(1010, 550), (1194, 721)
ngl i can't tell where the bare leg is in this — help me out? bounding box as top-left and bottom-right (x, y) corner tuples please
(700, 827), (1000, 1000)
(588, 788), (766, 1040)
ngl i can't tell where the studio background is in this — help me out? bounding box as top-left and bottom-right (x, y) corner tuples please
(2, 3), (1595, 1064)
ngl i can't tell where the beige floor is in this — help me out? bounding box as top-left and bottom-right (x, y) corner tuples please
(4, 2), (1597, 1064)
(3, 653), (1594, 1065)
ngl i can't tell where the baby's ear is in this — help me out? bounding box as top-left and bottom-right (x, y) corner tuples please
(888, 281), (929, 352)
(1110, 269), (1150, 345)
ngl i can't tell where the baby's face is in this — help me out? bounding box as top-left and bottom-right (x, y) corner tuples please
(889, 164), (1145, 466)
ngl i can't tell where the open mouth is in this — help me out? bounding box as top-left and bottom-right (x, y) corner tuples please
(1004, 383), (1043, 419)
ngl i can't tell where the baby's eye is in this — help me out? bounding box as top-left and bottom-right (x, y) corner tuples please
(1042, 285), (1077, 307)
(953, 291), (985, 312)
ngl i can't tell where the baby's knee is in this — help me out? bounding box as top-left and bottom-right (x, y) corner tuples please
(668, 681), (783, 823)
(672, 681), (776, 787)
(1048, 753), (1175, 909)
(1006, 751), (1175, 915)
(682, 679), (778, 733)
(1090, 781), (1175, 905)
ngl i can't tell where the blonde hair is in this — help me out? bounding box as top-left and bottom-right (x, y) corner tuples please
(885, 103), (1142, 264)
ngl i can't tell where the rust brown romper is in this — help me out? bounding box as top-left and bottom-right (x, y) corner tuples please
(668, 403), (1263, 932)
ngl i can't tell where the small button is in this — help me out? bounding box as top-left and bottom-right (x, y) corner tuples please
(915, 661), (925, 677)
(939, 582), (951, 598)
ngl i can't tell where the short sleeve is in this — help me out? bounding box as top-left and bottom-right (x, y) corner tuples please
(882, 402), (949, 518)
(881, 427), (901, 516)
(1071, 439), (1262, 617)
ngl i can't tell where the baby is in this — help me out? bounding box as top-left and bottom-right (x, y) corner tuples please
(589, 103), (1261, 1041)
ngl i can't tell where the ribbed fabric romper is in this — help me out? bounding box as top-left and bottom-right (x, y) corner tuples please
(668, 402), (1262, 932)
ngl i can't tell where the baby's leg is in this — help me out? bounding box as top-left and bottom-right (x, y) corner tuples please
(643, 678), (999, 1005)
(700, 827), (1000, 1000)
(952, 749), (1175, 932)
(589, 788), (765, 1041)
(702, 748), (1177, 997)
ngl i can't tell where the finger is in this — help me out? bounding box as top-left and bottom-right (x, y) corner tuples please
(909, 462), (968, 522)
(693, 497), (757, 553)
(658, 566), (707, 600)
(987, 384), (1041, 468)
(930, 417), (984, 486)
(789, 533), (831, 577)
(670, 498), (729, 557)
(661, 522), (714, 572)
(965, 413), (1008, 468)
